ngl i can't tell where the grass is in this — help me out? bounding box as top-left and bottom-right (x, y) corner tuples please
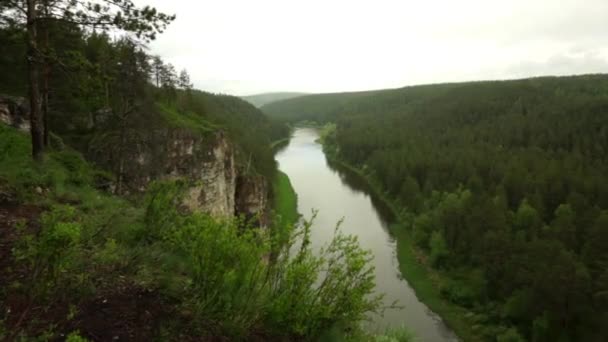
(270, 137), (290, 151)
(271, 170), (299, 227)
(322, 146), (485, 342)
(156, 102), (217, 134)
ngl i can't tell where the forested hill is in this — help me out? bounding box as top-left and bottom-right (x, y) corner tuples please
(261, 75), (608, 124)
(241, 92), (308, 107)
(0, 6), (384, 340)
(260, 87), (392, 122)
(0, 22), (288, 181)
(316, 74), (608, 341)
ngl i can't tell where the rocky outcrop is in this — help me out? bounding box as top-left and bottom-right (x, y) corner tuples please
(171, 130), (237, 218)
(104, 127), (269, 225)
(236, 175), (269, 226)
(0, 94), (270, 226)
(0, 95), (29, 132)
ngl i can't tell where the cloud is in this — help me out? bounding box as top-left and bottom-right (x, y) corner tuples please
(136, 0), (608, 95)
(505, 50), (608, 78)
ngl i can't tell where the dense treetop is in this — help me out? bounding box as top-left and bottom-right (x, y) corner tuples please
(275, 74), (608, 341)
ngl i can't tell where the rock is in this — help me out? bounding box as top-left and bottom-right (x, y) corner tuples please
(175, 131), (237, 218)
(0, 95), (30, 132)
(88, 124), (270, 223)
(0, 179), (17, 204)
(236, 174), (269, 227)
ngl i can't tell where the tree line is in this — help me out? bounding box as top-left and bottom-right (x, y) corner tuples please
(0, 0), (288, 186)
(317, 75), (608, 341)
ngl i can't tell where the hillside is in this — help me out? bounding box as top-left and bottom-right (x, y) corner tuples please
(310, 74), (608, 341)
(261, 89), (384, 122)
(0, 13), (385, 340)
(241, 92), (307, 108)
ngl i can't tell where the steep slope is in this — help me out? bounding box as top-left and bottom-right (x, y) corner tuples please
(0, 119), (379, 340)
(317, 74), (608, 341)
(241, 92), (307, 107)
(261, 89), (382, 122)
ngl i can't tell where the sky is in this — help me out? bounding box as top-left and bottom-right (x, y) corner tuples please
(136, 0), (608, 96)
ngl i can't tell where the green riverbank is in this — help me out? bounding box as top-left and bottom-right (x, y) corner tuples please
(271, 170), (299, 227)
(323, 147), (484, 342)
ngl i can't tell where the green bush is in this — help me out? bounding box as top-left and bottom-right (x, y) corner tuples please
(142, 181), (382, 339)
(265, 221), (382, 338)
(66, 331), (89, 342)
(497, 327), (526, 342)
(13, 205), (85, 300)
(373, 328), (415, 342)
(51, 150), (93, 186)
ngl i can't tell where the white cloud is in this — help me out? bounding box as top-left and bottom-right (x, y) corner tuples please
(135, 0), (608, 95)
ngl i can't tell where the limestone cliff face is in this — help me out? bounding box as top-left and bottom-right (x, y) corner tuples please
(167, 130), (237, 218)
(110, 127), (269, 224)
(236, 175), (269, 226)
(0, 96), (269, 225)
(0, 96), (29, 132)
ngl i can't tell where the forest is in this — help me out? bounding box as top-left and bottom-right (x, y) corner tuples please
(0, 1), (394, 340)
(0, 14), (287, 182)
(272, 76), (608, 341)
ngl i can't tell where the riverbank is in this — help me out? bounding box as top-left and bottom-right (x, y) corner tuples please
(322, 145), (484, 342)
(271, 170), (299, 227)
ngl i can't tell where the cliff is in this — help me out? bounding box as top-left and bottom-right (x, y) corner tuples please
(0, 95), (29, 132)
(0, 96), (269, 226)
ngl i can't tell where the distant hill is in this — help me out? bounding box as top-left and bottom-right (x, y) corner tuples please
(260, 75), (608, 123)
(270, 74), (608, 341)
(241, 92), (307, 108)
(260, 89), (385, 122)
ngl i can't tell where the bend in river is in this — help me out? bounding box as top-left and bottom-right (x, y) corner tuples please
(275, 128), (458, 342)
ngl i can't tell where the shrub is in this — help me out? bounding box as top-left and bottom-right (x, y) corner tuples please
(66, 331), (89, 342)
(143, 181), (383, 339)
(13, 205), (84, 300)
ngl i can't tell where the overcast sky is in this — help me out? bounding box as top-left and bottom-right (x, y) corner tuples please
(136, 0), (608, 96)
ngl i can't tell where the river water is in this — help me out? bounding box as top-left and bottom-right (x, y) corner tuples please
(275, 128), (458, 342)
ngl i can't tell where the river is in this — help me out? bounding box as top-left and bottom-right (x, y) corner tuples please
(275, 128), (458, 342)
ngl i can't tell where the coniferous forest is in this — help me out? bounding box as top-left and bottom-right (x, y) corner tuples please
(266, 76), (608, 341)
(2, 1), (608, 341)
(0, 1), (387, 341)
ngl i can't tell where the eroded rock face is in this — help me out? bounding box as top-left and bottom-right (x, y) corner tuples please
(175, 131), (237, 218)
(0, 96), (29, 132)
(111, 128), (267, 222)
(236, 174), (269, 227)
(1, 93), (269, 223)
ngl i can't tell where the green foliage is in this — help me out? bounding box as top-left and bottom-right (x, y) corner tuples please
(373, 328), (415, 342)
(272, 170), (299, 229)
(13, 205), (83, 300)
(269, 224), (382, 337)
(156, 102), (216, 134)
(496, 328), (526, 342)
(412, 213), (433, 248)
(140, 181), (382, 339)
(0, 22), (289, 184)
(1, 122), (381, 339)
(242, 92), (307, 108)
(318, 122), (337, 145)
(66, 331), (89, 342)
(0, 123), (98, 201)
(183, 90), (288, 178)
(429, 231), (448, 268)
(302, 75), (608, 340)
(262, 89), (385, 123)
(440, 269), (486, 308)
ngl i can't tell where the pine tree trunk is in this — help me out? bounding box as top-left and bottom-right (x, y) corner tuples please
(42, 64), (49, 146)
(41, 4), (50, 146)
(26, 0), (44, 161)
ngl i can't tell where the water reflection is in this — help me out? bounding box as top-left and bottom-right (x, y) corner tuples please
(275, 128), (458, 342)
(325, 157), (396, 225)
